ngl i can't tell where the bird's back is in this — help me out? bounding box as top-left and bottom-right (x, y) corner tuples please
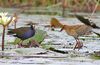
(8, 27), (30, 35)
(8, 26), (35, 40)
(63, 25), (82, 34)
(76, 25), (92, 36)
(63, 24), (92, 38)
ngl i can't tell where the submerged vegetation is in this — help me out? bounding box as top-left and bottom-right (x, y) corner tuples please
(91, 54), (100, 60)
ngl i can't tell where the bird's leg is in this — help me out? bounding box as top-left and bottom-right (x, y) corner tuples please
(77, 40), (81, 51)
(77, 38), (83, 50)
(73, 39), (78, 50)
(29, 41), (32, 47)
(30, 40), (40, 47)
(73, 39), (83, 50)
(78, 42), (83, 51)
(18, 41), (23, 48)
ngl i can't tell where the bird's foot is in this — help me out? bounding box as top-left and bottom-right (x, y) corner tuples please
(73, 41), (83, 51)
(29, 40), (40, 48)
(17, 44), (22, 48)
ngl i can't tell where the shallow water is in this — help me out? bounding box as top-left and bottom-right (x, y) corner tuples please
(0, 14), (100, 65)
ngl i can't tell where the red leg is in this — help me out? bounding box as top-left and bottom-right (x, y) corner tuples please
(78, 41), (83, 51)
(29, 41), (32, 47)
(77, 38), (83, 50)
(74, 39), (83, 50)
(18, 44), (22, 48)
(73, 39), (78, 50)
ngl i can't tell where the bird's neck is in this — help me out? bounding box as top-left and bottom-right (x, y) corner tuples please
(64, 25), (70, 29)
(60, 24), (69, 31)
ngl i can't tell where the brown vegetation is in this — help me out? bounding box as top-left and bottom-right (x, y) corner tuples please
(0, 0), (100, 12)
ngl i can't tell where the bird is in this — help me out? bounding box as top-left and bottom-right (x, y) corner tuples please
(60, 24), (92, 50)
(75, 15), (100, 29)
(7, 23), (35, 48)
(50, 18), (63, 31)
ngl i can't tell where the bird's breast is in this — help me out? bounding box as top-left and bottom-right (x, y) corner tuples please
(21, 30), (35, 39)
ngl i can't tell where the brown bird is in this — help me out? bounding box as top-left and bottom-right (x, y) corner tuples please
(60, 24), (92, 50)
(50, 18), (63, 31)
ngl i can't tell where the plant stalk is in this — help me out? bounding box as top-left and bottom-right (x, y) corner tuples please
(2, 26), (5, 51)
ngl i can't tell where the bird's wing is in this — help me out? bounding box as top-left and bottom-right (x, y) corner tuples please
(75, 25), (91, 36)
(9, 27), (30, 35)
(72, 25), (82, 29)
(70, 29), (78, 38)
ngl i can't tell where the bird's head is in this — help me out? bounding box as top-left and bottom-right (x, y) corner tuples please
(25, 22), (35, 29)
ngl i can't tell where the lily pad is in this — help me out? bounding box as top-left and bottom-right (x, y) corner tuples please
(14, 47), (48, 55)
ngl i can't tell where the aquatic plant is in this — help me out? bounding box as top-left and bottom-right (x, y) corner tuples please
(0, 12), (15, 51)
